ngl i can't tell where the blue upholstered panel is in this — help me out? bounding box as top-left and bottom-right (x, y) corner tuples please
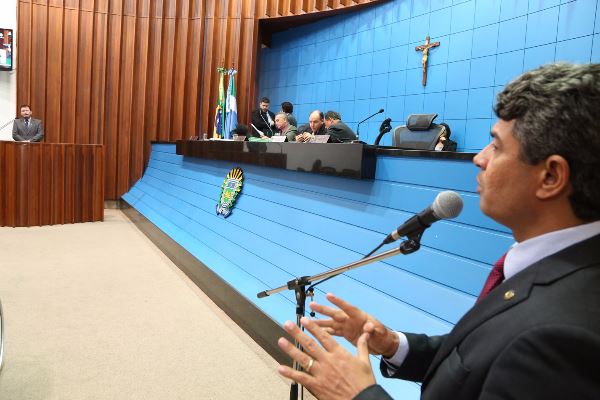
(123, 143), (514, 399)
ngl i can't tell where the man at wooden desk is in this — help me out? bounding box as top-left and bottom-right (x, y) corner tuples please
(12, 104), (44, 142)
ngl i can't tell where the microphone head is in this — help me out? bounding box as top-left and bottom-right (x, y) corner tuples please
(432, 191), (463, 219)
(378, 108), (385, 113)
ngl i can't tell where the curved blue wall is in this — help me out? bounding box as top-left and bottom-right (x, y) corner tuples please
(123, 143), (513, 397)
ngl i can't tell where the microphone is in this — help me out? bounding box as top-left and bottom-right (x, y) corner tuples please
(383, 191), (463, 244)
(356, 108), (384, 141)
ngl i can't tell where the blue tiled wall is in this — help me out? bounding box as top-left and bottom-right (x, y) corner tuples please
(258, 0), (599, 151)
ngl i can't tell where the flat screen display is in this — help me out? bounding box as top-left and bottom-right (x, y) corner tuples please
(0, 29), (13, 71)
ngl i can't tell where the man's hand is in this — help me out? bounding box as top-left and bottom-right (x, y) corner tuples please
(295, 132), (312, 142)
(277, 317), (375, 400)
(311, 293), (399, 357)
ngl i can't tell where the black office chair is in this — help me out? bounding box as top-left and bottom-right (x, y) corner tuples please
(391, 114), (451, 150)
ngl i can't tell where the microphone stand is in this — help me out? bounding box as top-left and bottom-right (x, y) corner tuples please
(257, 231), (423, 400)
(356, 109), (384, 142)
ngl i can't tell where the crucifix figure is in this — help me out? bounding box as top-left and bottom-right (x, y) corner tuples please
(415, 36), (440, 86)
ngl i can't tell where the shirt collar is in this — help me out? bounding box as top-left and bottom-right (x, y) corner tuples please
(504, 220), (600, 281)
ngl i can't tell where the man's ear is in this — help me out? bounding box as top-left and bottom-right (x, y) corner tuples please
(536, 155), (571, 200)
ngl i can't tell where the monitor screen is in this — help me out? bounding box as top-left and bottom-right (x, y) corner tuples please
(0, 28), (13, 71)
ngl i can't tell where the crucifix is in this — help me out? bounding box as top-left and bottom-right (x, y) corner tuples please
(415, 36), (440, 86)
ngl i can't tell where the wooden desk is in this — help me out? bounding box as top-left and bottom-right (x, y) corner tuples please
(0, 141), (104, 227)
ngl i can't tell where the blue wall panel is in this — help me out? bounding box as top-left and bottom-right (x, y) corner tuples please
(123, 144), (514, 398)
(258, 0), (598, 152)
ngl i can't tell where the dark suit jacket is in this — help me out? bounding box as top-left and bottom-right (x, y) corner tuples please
(327, 121), (357, 142)
(356, 233), (600, 399)
(251, 109), (276, 137)
(12, 118), (44, 142)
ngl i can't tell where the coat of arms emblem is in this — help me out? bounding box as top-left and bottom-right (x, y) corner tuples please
(216, 167), (243, 218)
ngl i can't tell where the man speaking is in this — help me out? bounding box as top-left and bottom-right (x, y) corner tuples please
(276, 63), (600, 399)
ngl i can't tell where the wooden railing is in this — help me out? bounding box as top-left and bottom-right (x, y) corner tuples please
(0, 141), (104, 227)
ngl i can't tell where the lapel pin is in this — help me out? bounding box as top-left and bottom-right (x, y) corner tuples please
(504, 290), (515, 300)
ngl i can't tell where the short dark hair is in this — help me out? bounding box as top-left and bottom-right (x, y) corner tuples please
(281, 101), (293, 113)
(20, 104), (31, 110)
(260, 97), (270, 104)
(325, 111), (341, 120)
(495, 63), (600, 221)
(232, 124), (248, 136)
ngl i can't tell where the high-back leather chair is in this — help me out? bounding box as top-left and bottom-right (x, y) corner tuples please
(392, 114), (451, 150)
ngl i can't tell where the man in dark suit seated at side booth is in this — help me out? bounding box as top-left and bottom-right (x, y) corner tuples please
(324, 110), (357, 143)
(276, 63), (600, 399)
(296, 110), (327, 143)
(12, 104), (44, 142)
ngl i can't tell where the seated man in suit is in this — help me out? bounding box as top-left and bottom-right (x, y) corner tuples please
(324, 110), (357, 142)
(250, 97), (276, 137)
(296, 110), (327, 143)
(274, 112), (298, 142)
(12, 104), (44, 142)
(276, 63), (600, 399)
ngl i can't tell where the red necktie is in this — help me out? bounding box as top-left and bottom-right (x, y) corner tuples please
(477, 253), (507, 302)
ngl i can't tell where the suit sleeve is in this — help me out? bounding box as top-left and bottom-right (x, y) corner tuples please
(479, 325), (600, 399)
(380, 333), (447, 383)
(31, 120), (44, 142)
(12, 120), (24, 141)
(353, 384), (395, 400)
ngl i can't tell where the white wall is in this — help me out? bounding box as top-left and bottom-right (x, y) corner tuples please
(0, 0), (17, 141)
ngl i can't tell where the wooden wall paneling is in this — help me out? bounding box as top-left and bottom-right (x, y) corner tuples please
(109, 0), (122, 15)
(183, 18), (204, 142)
(64, 0), (79, 9)
(60, 8), (79, 143)
(49, 0), (64, 7)
(77, 145), (91, 221)
(90, 11), (108, 144)
(16, 145), (28, 225)
(266, 0), (280, 16)
(17, 2), (32, 116)
(93, 145), (104, 220)
(123, 0), (136, 16)
(75, 10), (94, 144)
(129, 15), (150, 185)
(238, 18), (259, 126)
(51, 145), (65, 224)
(103, 11), (123, 198)
(64, 144), (75, 223)
(80, 0), (93, 11)
(94, 0), (108, 13)
(191, 0), (202, 19)
(31, 4), (48, 125)
(45, 5), (64, 143)
(32, 0), (49, 5)
(116, 15), (135, 196)
(278, 0), (291, 16)
(137, 0), (150, 17)
(199, 16), (214, 135)
(143, 16), (163, 144)
(39, 144), (54, 225)
(164, 0), (177, 18)
(157, 17), (175, 141)
(170, 17), (189, 140)
(3, 145), (16, 227)
(228, 0), (242, 18)
(241, 0), (256, 18)
(25, 144), (42, 225)
(177, 0), (189, 18)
